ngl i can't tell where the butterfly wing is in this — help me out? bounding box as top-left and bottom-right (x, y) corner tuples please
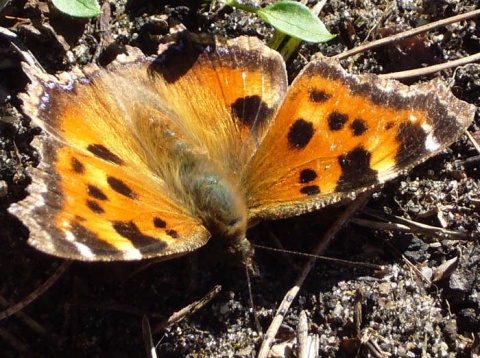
(10, 35), (288, 261)
(246, 56), (474, 221)
(10, 58), (211, 261)
(147, 33), (288, 163)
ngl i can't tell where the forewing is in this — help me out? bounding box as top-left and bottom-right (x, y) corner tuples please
(10, 53), (210, 261)
(246, 57), (474, 221)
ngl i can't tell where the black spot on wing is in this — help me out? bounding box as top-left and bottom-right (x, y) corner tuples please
(86, 200), (104, 214)
(112, 221), (167, 251)
(350, 118), (368, 136)
(336, 147), (378, 191)
(166, 229), (179, 239)
(87, 144), (124, 165)
(300, 185), (320, 196)
(87, 185), (108, 201)
(149, 32), (210, 84)
(299, 169), (317, 183)
(309, 89), (331, 103)
(153, 217), (167, 228)
(395, 122), (428, 165)
(71, 157), (85, 174)
(288, 119), (314, 149)
(231, 95), (273, 127)
(328, 111), (348, 131)
(107, 176), (137, 199)
(71, 222), (118, 252)
(385, 122), (395, 130)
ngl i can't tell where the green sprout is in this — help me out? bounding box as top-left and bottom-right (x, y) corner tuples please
(224, 0), (335, 43)
(51, 0), (101, 18)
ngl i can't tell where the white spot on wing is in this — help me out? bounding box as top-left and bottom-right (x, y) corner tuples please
(73, 242), (95, 259)
(40, 93), (50, 110)
(45, 82), (56, 90)
(65, 230), (75, 242)
(425, 133), (441, 152)
(122, 249), (143, 260)
(420, 121), (438, 152)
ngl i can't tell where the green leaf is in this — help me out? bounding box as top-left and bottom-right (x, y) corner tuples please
(51, 0), (101, 18)
(257, 1), (335, 43)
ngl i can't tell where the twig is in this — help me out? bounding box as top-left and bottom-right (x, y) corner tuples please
(378, 52), (480, 79)
(297, 310), (319, 358)
(0, 327), (30, 354)
(332, 9), (480, 61)
(0, 26), (45, 71)
(0, 294), (60, 344)
(356, 208), (476, 241)
(466, 131), (480, 154)
(257, 190), (374, 357)
(297, 310), (308, 358)
(364, 338), (390, 358)
(0, 261), (71, 320)
(153, 285), (222, 334)
(354, 288), (364, 338)
(143, 315), (157, 358)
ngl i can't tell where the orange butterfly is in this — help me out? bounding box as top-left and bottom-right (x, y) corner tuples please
(9, 32), (474, 262)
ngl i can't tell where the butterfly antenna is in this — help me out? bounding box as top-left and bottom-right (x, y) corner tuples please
(244, 254), (263, 338)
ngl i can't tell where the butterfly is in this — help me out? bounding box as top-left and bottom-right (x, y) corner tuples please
(9, 32), (474, 262)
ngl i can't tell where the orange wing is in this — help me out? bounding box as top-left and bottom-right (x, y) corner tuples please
(150, 33), (287, 146)
(246, 56), (474, 221)
(10, 35), (287, 261)
(11, 60), (210, 261)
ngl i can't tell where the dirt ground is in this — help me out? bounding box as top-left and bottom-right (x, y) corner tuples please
(1, 0), (479, 357)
